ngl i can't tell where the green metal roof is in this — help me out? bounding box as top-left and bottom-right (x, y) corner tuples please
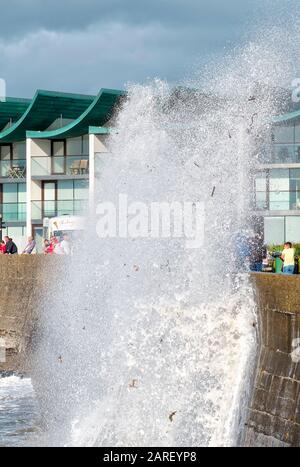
(272, 109), (300, 124)
(0, 90), (95, 142)
(27, 89), (124, 140)
(0, 97), (31, 131)
(89, 126), (114, 135)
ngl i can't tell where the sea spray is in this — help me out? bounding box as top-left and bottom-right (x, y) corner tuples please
(31, 25), (297, 446)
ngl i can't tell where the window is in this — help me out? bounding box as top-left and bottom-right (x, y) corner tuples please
(74, 180), (88, 200)
(13, 142), (25, 160)
(254, 172), (267, 210)
(57, 180), (73, 200)
(43, 182), (56, 217)
(0, 145), (11, 177)
(269, 169), (289, 192)
(286, 217), (300, 243)
(53, 141), (64, 156)
(0, 145), (11, 160)
(3, 184), (18, 203)
(52, 141), (65, 174)
(269, 191), (290, 210)
(2, 183), (26, 221)
(264, 217), (285, 245)
(295, 123), (300, 142)
(67, 137), (82, 156)
(273, 145), (298, 163)
(273, 124), (294, 143)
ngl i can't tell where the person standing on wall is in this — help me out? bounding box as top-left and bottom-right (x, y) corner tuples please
(281, 242), (295, 275)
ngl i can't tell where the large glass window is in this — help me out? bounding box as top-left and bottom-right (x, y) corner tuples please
(269, 169), (291, 210)
(273, 145), (300, 163)
(57, 180), (73, 200)
(273, 124), (294, 143)
(67, 137), (82, 156)
(82, 135), (89, 155)
(52, 141), (65, 174)
(264, 217), (285, 245)
(269, 169), (289, 191)
(254, 172), (267, 210)
(0, 145), (11, 177)
(295, 123), (300, 142)
(254, 168), (300, 211)
(40, 180), (89, 219)
(43, 182), (56, 217)
(13, 142), (25, 160)
(269, 191), (290, 210)
(74, 180), (88, 200)
(1, 226), (26, 251)
(2, 183), (26, 221)
(3, 184), (18, 203)
(66, 136), (89, 156)
(286, 217), (300, 243)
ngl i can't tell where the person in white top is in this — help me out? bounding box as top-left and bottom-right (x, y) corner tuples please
(60, 234), (71, 255)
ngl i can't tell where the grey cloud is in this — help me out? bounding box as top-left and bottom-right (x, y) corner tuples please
(0, 0), (259, 40)
(0, 0), (297, 97)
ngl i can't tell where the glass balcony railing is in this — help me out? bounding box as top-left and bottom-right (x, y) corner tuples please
(0, 160), (26, 178)
(267, 145), (300, 164)
(32, 156), (89, 177)
(255, 191), (300, 211)
(32, 199), (88, 220)
(0, 202), (26, 221)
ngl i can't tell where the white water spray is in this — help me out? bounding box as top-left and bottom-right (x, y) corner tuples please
(31, 23), (299, 447)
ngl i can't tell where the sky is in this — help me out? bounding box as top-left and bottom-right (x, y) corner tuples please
(0, 0), (294, 98)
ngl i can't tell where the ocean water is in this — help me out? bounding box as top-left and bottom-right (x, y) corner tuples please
(0, 375), (40, 447)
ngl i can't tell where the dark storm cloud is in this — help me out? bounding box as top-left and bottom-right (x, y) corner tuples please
(0, 0), (290, 97)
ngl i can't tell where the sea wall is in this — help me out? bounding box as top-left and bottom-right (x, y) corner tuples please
(0, 257), (300, 446)
(0, 255), (60, 374)
(244, 273), (300, 447)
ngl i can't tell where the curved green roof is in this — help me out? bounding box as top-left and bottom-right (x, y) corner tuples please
(27, 88), (124, 140)
(0, 97), (31, 132)
(272, 109), (300, 124)
(0, 90), (95, 142)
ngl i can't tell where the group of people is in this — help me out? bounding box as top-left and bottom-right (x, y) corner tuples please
(43, 234), (71, 255)
(0, 234), (71, 255)
(0, 236), (19, 255)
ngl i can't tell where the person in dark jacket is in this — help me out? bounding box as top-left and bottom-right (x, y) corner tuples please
(4, 236), (18, 254)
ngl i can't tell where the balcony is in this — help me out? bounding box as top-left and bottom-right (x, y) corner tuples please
(255, 191), (300, 211)
(32, 199), (88, 220)
(0, 202), (26, 222)
(32, 156), (89, 177)
(268, 145), (300, 164)
(0, 160), (26, 179)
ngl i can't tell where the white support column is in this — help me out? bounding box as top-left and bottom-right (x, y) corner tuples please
(88, 133), (95, 214)
(26, 137), (32, 237)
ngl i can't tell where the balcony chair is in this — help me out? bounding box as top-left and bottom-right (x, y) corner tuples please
(79, 159), (89, 174)
(69, 159), (81, 175)
(8, 165), (26, 179)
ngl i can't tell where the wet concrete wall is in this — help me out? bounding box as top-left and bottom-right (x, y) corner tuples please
(0, 255), (59, 374)
(244, 273), (300, 447)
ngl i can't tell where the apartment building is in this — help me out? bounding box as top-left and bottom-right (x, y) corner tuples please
(0, 88), (124, 250)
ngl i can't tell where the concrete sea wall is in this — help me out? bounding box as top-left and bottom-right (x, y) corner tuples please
(0, 257), (299, 446)
(0, 255), (59, 374)
(244, 273), (300, 447)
